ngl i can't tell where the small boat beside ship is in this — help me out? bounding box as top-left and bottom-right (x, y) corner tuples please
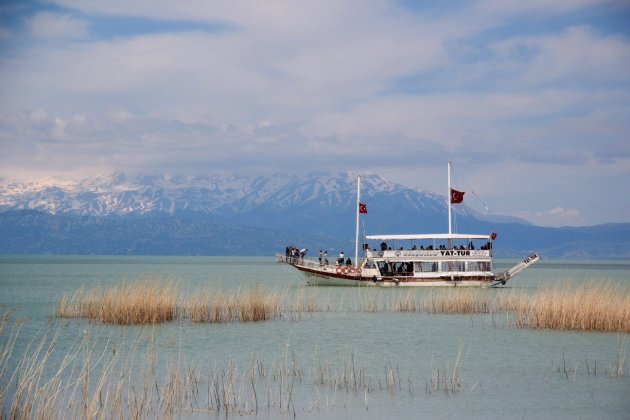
(277, 162), (539, 287)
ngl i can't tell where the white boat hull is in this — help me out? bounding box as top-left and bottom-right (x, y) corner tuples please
(279, 256), (496, 287)
(303, 272), (491, 287)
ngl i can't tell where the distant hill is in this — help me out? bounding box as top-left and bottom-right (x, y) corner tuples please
(0, 210), (349, 256)
(1, 173), (628, 258)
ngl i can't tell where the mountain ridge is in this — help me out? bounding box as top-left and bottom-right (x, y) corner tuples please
(1, 173), (627, 258)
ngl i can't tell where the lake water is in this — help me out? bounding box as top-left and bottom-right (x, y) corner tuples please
(1, 256), (629, 419)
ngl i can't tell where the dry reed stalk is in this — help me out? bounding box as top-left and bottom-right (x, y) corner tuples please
(0, 312), (23, 407)
(55, 279), (630, 333)
(1, 314), (478, 418)
(613, 336), (627, 377)
(294, 289), (319, 315)
(57, 282), (289, 325)
(187, 289), (212, 323)
(424, 290), (492, 314)
(210, 289), (225, 323)
(237, 288), (276, 322)
(186, 287), (285, 323)
(394, 292), (420, 312)
(350, 289), (386, 313)
(57, 280), (178, 325)
(512, 282), (630, 333)
(495, 290), (530, 313)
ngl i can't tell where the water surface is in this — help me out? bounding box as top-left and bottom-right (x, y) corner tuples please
(0, 256), (628, 419)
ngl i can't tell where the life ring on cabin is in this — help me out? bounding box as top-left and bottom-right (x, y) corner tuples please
(342, 267), (349, 275)
(336, 267), (343, 274)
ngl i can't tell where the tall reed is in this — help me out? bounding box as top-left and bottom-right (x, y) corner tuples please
(425, 289), (492, 314)
(499, 282), (630, 333)
(58, 282), (288, 325)
(3, 313), (473, 418)
(56, 279), (630, 333)
(58, 280), (177, 325)
(183, 287), (284, 323)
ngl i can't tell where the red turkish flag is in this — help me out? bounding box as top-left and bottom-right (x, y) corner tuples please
(359, 202), (367, 214)
(450, 188), (464, 204)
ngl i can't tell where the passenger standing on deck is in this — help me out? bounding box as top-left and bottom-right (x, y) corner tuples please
(337, 251), (345, 265)
(323, 251), (329, 265)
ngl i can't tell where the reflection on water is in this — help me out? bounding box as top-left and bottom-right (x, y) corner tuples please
(1, 256), (629, 419)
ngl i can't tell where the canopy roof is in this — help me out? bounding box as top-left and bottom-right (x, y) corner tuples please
(365, 234), (491, 241)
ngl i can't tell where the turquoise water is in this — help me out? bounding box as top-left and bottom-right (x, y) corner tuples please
(1, 256), (629, 419)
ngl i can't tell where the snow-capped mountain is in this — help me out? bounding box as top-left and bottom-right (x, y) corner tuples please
(1, 171), (483, 239)
(0, 171), (448, 217)
(1, 172), (629, 258)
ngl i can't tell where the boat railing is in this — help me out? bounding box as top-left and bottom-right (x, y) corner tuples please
(365, 249), (491, 259)
(276, 254), (341, 273)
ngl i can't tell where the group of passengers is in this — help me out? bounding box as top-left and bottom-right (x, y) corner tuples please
(332, 250), (352, 266)
(378, 261), (413, 276)
(317, 250), (329, 266)
(285, 246), (307, 261)
(373, 241), (492, 252)
(285, 247), (354, 268)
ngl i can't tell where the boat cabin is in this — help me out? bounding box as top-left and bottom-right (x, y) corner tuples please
(362, 233), (494, 280)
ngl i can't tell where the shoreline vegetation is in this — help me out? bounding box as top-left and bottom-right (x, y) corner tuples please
(1, 312), (626, 419)
(0, 308), (470, 418)
(55, 280), (630, 333)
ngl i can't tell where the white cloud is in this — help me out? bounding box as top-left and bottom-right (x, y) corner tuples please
(0, 1), (629, 225)
(492, 25), (630, 87)
(516, 207), (587, 227)
(28, 12), (88, 39)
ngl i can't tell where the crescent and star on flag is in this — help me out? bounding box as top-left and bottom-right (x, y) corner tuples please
(450, 188), (464, 204)
(359, 203), (367, 214)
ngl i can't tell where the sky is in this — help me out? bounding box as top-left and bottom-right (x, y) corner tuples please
(0, 0), (629, 227)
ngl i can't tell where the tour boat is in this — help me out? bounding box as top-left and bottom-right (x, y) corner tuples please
(277, 162), (539, 287)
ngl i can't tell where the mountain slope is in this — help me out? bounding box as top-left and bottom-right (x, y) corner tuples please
(1, 173), (628, 258)
(0, 172), (480, 236)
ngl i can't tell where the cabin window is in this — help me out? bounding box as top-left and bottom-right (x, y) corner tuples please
(443, 261), (465, 272)
(469, 261), (491, 271)
(395, 262), (413, 274)
(377, 262), (392, 275)
(414, 262), (438, 272)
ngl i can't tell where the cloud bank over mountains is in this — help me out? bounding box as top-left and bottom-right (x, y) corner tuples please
(0, 1), (629, 227)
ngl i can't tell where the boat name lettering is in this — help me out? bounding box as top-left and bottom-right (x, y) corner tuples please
(523, 253), (538, 264)
(440, 250), (471, 256)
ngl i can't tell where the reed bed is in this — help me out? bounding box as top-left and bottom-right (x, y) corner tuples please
(57, 283), (287, 325)
(419, 282), (630, 333)
(55, 279), (630, 333)
(1, 314), (473, 418)
(500, 283), (630, 333)
(424, 289), (492, 314)
(184, 288), (283, 323)
(346, 281), (630, 333)
(57, 280), (177, 325)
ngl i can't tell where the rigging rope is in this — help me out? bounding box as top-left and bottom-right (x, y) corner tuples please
(452, 167), (538, 259)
